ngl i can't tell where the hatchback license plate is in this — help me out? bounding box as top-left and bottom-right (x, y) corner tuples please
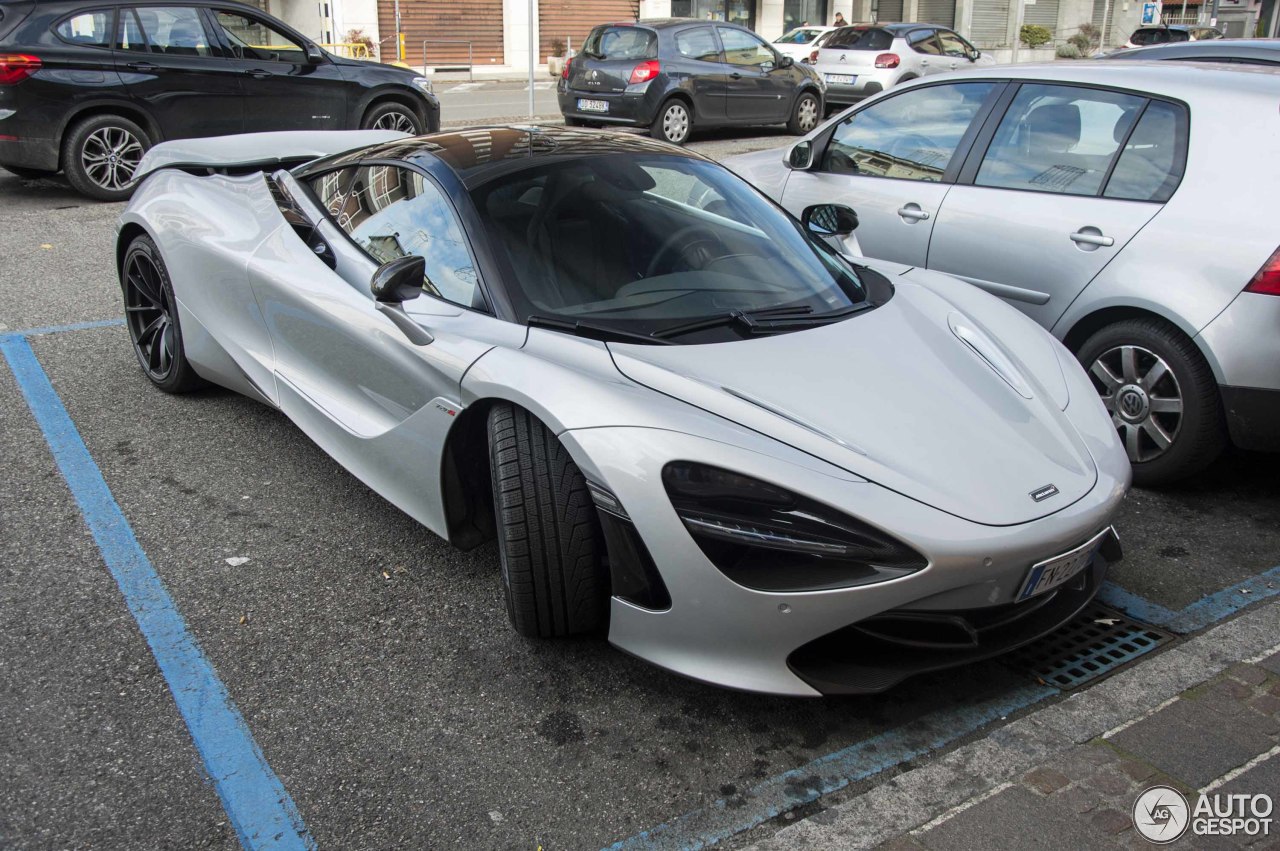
(825, 74), (856, 84)
(577, 98), (609, 113)
(1016, 529), (1110, 602)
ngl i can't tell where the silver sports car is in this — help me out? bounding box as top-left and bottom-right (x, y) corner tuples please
(117, 126), (1129, 696)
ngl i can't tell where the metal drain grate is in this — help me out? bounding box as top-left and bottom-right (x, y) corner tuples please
(1004, 603), (1174, 689)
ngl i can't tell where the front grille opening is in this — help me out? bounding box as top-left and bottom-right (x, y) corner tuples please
(1002, 602), (1173, 689)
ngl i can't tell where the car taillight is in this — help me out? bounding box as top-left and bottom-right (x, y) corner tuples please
(561, 56), (572, 79)
(629, 59), (660, 84)
(808, 49), (820, 63)
(0, 54), (41, 85)
(874, 52), (900, 69)
(1245, 246), (1280, 295)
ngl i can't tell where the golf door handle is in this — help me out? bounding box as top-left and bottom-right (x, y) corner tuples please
(729, 71), (743, 79)
(244, 68), (273, 79)
(897, 204), (930, 221)
(1070, 230), (1114, 247)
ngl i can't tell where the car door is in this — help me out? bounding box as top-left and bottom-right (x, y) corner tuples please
(905, 29), (946, 76)
(935, 30), (976, 72)
(115, 5), (244, 138)
(780, 80), (1003, 267)
(672, 25), (728, 122)
(926, 84), (1183, 329)
(251, 163), (504, 533)
(717, 26), (791, 122)
(205, 7), (348, 131)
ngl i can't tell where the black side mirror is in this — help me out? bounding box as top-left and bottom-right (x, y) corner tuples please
(779, 54), (795, 68)
(967, 48), (981, 62)
(802, 204), (859, 237)
(371, 255), (424, 303)
(786, 140), (813, 170)
(305, 43), (325, 63)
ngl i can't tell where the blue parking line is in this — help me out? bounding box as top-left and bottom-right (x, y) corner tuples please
(0, 334), (314, 851)
(605, 683), (1056, 851)
(7, 318), (126, 338)
(1100, 567), (1280, 633)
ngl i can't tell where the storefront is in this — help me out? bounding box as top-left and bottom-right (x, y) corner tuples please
(782, 0), (830, 29)
(670, 0), (757, 30)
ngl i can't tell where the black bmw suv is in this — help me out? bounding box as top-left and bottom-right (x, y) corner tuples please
(0, 0), (441, 199)
(558, 19), (824, 145)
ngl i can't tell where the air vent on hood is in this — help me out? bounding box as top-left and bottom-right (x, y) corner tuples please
(948, 313), (1033, 399)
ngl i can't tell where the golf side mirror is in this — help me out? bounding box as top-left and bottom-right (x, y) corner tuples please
(305, 43), (325, 63)
(967, 48), (981, 61)
(786, 140), (813, 170)
(371, 255), (425, 303)
(802, 204), (859, 237)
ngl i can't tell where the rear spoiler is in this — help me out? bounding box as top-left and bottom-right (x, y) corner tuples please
(130, 129), (409, 185)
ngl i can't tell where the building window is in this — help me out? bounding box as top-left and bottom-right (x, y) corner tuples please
(671, 0), (756, 29)
(783, 0), (828, 31)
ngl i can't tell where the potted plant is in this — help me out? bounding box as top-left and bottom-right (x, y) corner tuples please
(547, 38), (568, 78)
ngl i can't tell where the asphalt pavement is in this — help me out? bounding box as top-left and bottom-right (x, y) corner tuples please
(1, 117), (1278, 850)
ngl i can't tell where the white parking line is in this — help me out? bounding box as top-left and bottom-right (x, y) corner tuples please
(441, 82), (487, 93)
(524, 82), (555, 90)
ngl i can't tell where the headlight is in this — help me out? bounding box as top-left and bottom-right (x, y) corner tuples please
(662, 462), (926, 592)
(411, 76), (433, 95)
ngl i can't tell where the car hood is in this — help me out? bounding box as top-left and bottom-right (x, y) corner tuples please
(608, 277), (1095, 527)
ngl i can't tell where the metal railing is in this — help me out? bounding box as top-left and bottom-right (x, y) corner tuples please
(319, 42), (372, 59)
(421, 39), (474, 80)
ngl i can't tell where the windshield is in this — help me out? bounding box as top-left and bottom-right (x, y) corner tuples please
(582, 26), (658, 59)
(1131, 28), (1188, 45)
(471, 155), (869, 343)
(777, 28), (821, 44)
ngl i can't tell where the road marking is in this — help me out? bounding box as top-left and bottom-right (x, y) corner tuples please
(525, 81), (555, 90)
(602, 683), (1056, 851)
(1201, 744), (1280, 793)
(0, 332), (314, 851)
(440, 81), (486, 93)
(1100, 566), (1280, 633)
(15, 318), (126, 337)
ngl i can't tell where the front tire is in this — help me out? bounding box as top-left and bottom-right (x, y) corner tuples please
(1077, 317), (1226, 487)
(62, 114), (151, 202)
(121, 235), (206, 393)
(650, 98), (692, 145)
(487, 403), (607, 638)
(788, 91), (821, 135)
(361, 101), (424, 135)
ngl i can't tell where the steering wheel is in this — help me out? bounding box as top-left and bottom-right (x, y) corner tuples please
(645, 226), (726, 278)
(885, 133), (937, 162)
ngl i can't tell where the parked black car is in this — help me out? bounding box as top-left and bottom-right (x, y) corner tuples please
(0, 0), (440, 200)
(1098, 37), (1280, 66)
(558, 19), (825, 145)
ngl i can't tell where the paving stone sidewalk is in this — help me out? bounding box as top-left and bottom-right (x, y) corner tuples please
(744, 598), (1280, 851)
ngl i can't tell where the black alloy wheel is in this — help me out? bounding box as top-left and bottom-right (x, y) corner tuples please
(121, 236), (204, 392)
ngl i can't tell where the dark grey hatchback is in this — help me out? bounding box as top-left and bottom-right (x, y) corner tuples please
(558, 19), (825, 145)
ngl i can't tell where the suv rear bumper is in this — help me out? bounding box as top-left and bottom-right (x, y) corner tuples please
(0, 112), (59, 171)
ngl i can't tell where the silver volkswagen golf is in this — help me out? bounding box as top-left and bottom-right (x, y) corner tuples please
(728, 62), (1280, 486)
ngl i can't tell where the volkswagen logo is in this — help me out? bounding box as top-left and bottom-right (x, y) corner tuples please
(1120, 391), (1143, 417)
(1116, 385), (1150, 422)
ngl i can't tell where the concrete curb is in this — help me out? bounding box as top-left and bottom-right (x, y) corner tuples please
(741, 596), (1280, 850)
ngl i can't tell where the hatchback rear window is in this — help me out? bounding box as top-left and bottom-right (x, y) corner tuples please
(1131, 28), (1189, 45)
(583, 26), (657, 60)
(824, 27), (893, 50)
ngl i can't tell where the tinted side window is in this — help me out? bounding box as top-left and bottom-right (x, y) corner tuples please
(718, 28), (777, 66)
(975, 84), (1146, 196)
(131, 7), (213, 57)
(675, 27), (720, 62)
(1103, 100), (1186, 202)
(822, 82), (996, 181)
(211, 10), (306, 63)
(909, 31), (942, 55)
(55, 10), (114, 48)
(326, 165), (484, 310)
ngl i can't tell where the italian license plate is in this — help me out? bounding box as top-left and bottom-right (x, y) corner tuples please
(825, 74), (856, 84)
(577, 98), (609, 113)
(1015, 529), (1109, 602)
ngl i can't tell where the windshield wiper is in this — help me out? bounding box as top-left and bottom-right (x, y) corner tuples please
(526, 315), (675, 346)
(653, 304), (870, 341)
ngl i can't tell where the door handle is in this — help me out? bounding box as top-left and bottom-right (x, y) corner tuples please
(729, 72), (743, 79)
(897, 204), (930, 221)
(126, 61), (157, 71)
(1070, 230), (1114, 247)
(244, 68), (273, 79)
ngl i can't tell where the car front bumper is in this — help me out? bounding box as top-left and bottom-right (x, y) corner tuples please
(562, 426), (1128, 697)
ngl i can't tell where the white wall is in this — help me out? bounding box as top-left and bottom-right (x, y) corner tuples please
(503, 0), (540, 67)
(332, 0), (380, 43)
